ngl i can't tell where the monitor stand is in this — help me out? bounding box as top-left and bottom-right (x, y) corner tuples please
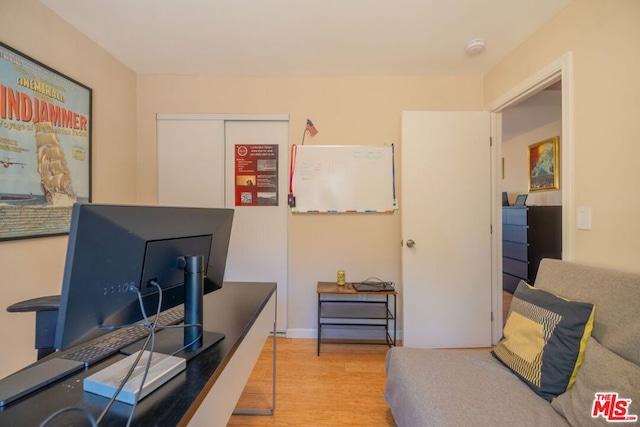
(120, 328), (224, 362)
(120, 255), (224, 362)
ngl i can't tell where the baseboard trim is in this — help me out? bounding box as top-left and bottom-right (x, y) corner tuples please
(285, 329), (316, 339)
(286, 328), (403, 340)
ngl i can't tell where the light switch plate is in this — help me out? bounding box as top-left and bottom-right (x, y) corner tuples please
(577, 207), (592, 230)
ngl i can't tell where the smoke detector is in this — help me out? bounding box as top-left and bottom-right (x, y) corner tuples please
(466, 39), (486, 55)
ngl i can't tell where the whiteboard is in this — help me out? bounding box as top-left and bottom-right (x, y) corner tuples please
(292, 145), (397, 213)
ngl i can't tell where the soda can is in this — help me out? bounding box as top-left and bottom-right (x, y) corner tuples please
(337, 270), (346, 286)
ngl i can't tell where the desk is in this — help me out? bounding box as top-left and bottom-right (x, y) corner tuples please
(317, 282), (396, 355)
(0, 282), (276, 427)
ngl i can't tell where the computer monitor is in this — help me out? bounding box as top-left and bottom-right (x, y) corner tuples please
(54, 203), (234, 356)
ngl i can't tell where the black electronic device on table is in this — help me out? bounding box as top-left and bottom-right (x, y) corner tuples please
(352, 281), (395, 292)
(0, 203), (234, 407)
(0, 358), (84, 407)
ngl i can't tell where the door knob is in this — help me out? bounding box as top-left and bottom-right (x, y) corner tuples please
(406, 239), (416, 248)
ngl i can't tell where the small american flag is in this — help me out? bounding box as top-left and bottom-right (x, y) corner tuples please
(306, 119), (318, 136)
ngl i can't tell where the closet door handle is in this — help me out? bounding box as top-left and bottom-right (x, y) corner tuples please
(406, 239), (416, 248)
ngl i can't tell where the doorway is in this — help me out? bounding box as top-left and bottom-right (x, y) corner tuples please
(489, 53), (574, 343)
(501, 84), (562, 309)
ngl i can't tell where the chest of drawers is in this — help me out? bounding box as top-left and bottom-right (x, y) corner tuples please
(502, 206), (562, 292)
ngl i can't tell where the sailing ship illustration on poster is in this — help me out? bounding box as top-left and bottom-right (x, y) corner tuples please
(35, 122), (76, 205)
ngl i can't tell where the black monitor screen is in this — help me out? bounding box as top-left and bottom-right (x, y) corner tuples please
(54, 203), (234, 351)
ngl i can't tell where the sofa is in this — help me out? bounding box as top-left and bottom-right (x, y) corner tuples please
(384, 258), (640, 427)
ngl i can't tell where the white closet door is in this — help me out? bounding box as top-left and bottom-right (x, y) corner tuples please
(157, 119), (225, 208)
(223, 120), (289, 332)
(157, 115), (289, 332)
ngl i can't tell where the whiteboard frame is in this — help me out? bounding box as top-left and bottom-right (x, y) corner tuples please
(291, 144), (397, 214)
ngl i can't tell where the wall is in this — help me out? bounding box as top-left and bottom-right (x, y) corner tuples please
(503, 120), (562, 206)
(0, 0), (137, 377)
(485, 0), (640, 272)
(136, 75), (484, 336)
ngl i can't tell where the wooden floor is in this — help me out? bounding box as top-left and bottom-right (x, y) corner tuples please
(229, 294), (515, 426)
(228, 338), (397, 427)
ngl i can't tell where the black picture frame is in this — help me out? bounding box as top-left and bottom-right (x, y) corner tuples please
(514, 194), (528, 207)
(0, 41), (92, 241)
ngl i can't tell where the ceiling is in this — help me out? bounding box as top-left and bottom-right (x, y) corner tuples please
(40, 0), (572, 77)
(502, 87), (562, 141)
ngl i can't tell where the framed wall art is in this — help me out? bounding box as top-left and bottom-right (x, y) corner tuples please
(528, 136), (559, 192)
(0, 41), (92, 241)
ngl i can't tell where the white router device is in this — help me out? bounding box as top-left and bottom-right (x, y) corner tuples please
(83, 351), (186, 405)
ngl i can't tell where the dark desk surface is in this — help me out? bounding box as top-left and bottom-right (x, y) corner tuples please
(0, 281), (276, 427)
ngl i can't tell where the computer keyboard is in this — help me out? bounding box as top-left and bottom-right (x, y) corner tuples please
(61, 305), (185, 366)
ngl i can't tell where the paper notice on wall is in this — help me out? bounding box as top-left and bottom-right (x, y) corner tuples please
(235, 144), (278, 206)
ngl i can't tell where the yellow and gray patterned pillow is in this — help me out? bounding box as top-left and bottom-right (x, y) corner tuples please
(492, 281), (595, 401)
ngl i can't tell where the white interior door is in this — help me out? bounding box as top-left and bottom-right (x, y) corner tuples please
(157, 115), (289, 332)
(401, 111), (492, 348)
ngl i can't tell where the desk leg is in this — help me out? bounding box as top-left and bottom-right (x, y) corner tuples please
(232, 304), (277, 416)
(393, 295), (398, 347)
(317, 294), (321, 356)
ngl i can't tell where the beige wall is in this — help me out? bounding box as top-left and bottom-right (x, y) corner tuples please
(136, 75), (484, 334)
(485, 0), (640, 271)
(0, 0), (137, 376)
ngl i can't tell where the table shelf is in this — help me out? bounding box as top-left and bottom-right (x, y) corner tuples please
(317, 282), (397, 355)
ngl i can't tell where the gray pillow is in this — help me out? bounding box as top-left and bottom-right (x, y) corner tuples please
(551, 337), (640, 426)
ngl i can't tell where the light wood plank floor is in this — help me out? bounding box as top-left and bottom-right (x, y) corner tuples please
(229, 297), (515, 427)
(228, 338), (397, 427)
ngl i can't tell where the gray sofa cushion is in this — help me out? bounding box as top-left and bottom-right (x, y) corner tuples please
(384, 260), (640, 427)
(384, 347), (570, 427)
(534, 259), (640, 366)
(551, 336), (640, 426)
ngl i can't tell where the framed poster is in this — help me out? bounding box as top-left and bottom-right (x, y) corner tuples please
(0, 42), (91, 241)
(528, 136), (559, 192)
(234, 144), (279, 206)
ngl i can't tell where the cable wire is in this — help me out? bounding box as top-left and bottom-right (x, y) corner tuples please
(125, 281), (162, 427)
(40, 282), (173, 426)
(39, 406), (98, 427)
(95, 282), (162, 425)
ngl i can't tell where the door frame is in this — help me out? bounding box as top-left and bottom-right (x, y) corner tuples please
(487, 53), (575, 343)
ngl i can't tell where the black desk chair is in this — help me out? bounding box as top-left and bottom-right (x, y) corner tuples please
(6, 295), (61, 360)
